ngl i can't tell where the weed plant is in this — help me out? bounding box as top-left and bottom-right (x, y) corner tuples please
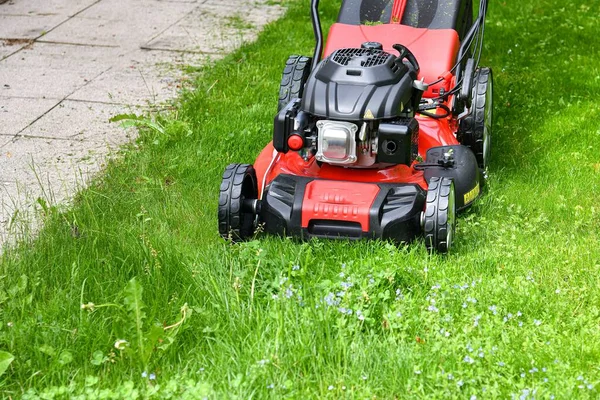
(1, 0), (600, 398)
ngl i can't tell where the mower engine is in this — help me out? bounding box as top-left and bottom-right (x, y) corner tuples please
(274, 43), (425, 168)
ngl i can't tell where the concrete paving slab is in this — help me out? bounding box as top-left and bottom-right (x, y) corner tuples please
(16, 100), (139, 146)
(0, 0), (98, 17)
(143, 2), (284, 54)
(2, 41), (121, 70)
(0, 135), (107, 243)
(0, 42), (119, 99)
(0, 39), (30, 59)
(41, 0), (198, 49)
(0, 14), (67, 40)
(68, 49), (220, 105)
(0, 63), (107, 99)
(0, 96), (60, 137)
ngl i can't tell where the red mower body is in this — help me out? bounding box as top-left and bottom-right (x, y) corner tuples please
(219, 0), (492, 252)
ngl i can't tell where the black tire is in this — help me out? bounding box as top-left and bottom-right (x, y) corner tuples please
(277, 55), (312, 112)
(218, 163), (258, 242)
(458, 67), (493, 169)
(423, 177), (456, 254)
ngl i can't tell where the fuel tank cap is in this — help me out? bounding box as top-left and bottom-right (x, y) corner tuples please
(361, 42), (383, 51)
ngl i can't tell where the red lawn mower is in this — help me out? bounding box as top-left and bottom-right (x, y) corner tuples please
(218, 0), (492, 253)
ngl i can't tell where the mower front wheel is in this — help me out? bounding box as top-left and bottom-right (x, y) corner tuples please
(423, 177), (456, 254)
(459, 67), (493, 169)
(218, 163), (259, 242)
(277, 55), (312, 112)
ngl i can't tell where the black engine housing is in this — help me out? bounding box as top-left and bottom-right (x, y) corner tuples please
(301, 47), (417, 121)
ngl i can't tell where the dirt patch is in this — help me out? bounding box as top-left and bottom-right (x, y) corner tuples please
(1, 38), (34, 47)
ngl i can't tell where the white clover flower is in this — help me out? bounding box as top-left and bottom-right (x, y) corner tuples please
(114, 339), (128, 350)
(328, 385), (334, 390)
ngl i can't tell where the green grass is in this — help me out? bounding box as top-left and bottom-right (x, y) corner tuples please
(1, 0), (600, 398)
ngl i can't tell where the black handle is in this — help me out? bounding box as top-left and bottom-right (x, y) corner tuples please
(392, 44), (420, 72)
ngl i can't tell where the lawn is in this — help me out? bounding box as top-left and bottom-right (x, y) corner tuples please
(1, 0), (600, 398)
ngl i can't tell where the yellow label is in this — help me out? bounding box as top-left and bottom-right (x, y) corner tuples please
(364, 109), (374, 119)
(464, 183), (480, 204)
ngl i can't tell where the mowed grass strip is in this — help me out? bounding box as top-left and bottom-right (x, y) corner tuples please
(1, 0), (600, 398)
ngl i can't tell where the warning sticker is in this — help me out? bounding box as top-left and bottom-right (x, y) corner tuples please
(363, 109), (374, 119)
(464, 183), (480, 204)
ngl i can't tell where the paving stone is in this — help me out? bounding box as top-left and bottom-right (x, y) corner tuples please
(0, 14), (67, 39)
(0, 39), (29, 60)
(0, 0), (97, 17)
(68, 49), (220, 105)
(41, 0), (198, 49)
(0, 96), (60, 137)
(143, 2), (284, 54)
(16, 100), (139, 146)
(0, 42), (119, 99)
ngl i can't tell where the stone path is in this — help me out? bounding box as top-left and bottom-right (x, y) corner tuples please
(0, 0), (284, 245)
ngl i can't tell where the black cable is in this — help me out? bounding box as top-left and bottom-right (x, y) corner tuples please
(417, 103), (451, 119)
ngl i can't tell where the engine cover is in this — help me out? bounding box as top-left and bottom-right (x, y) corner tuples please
(301, 47), (416, 121)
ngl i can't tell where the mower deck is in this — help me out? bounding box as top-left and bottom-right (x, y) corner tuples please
(260, 174), (425, 242)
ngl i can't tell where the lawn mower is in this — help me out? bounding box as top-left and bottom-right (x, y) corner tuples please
(218, 0), (492, 253)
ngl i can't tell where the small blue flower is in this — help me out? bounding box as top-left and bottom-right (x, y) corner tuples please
(149, 373), (156, 380)
(292, 265), (300, 271)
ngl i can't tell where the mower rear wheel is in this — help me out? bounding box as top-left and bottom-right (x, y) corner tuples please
(218, 163), (258, 242)
(423, 177), (456, 254)
(459, 67), (493, 169)
(277, 55), (312, 112)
